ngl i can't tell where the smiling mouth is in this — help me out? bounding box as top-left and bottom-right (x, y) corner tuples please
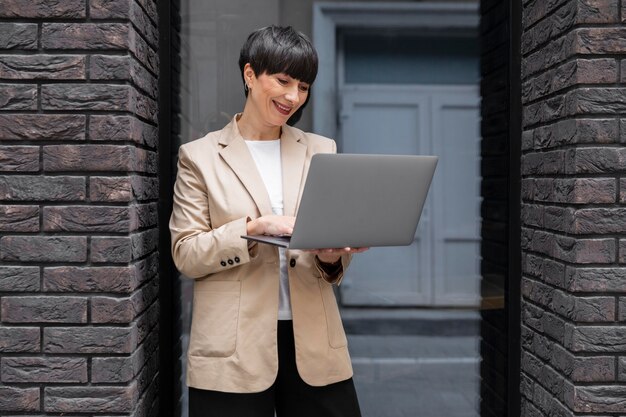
(273, 100), (292, 115)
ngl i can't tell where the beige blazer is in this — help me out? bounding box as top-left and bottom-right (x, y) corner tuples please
(169, 116), (353, 393)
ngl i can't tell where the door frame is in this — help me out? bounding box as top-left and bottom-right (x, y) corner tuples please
(312, 1), (479, 139)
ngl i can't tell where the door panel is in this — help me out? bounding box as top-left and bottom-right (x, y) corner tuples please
(431, 94), (480, 306)
(339, 88), (432, 306)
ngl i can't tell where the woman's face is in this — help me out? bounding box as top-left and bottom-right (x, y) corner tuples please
(246, 66), (310, 128)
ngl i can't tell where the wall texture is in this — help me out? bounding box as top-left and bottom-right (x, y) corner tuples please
(479, 0), (510, 415)
(0, 0), (160, 415)
(520, 0), (626, 415)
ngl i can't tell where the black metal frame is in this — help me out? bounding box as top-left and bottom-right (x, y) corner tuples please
(507, 0), (522, 415)
(158, 0), (175, 415)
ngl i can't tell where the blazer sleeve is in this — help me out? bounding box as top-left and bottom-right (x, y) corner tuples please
(169, 145), (256, 279)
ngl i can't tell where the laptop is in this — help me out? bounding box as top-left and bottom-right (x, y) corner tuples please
(241, 153), (438, 250)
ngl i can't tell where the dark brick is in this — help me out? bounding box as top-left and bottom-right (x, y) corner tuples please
(90, 236), (132, 263)
(521, 204), (544, 228)
(542, 178), (615, 204)
(90, 0), (129, 19)
(45, 385), (137, 413)
(90, 176), (132, 201)
(543, 258), (566, 288)
(0, 266), (40, 291)
(0, 386), (39, 412)
(136, 0), (157, 24)
(132, 202), (158, 230)
(131, 175), (158, 201)
(0, 23), (38, 49)
(568, 355), (615, 382)
(132, 89), (158, 123)
(0, 0), (86, 18)
(522, 59), (618, 104)
(44, 144), (133, 172)
(0, 114), (85, 140)
(90, 115), (157, 148)
(0, 176), (86, 201)
(91, 296), (134, 323)
(553, 293), (615, 322)
(2, 296), (87, 323)
(565, 147), (626, 174)
(570, 385), (626, 413)
(530, 119), (618, 150)
(554, 237), (615, 263)
(566, 266), (626, 293)
(569, 326), (626, 353)
(133, 147), (157, 173)
(522, 151), (564, 175)
(44, 265), (138, 293)
(131, 57), (158, 98)
(522, 0), (568, 29)
(91, 353), (135, 383)
(523, 28), (626, 79)
(44, 326), (135, 353)
(0, 205), (39, 232)
(43, 206), (130, 232)
(42, 84), (131, 111)
(42, 23), (129, 50)
(574, 27), (626, 54)
(0, 327), (40, 352)
(572, 208), (626, 234)
(2, 357), (87, 383)
(0, 146), (39, 172)
(129, 28), (158, 75)
(0, 55), (86, 79)
(90, 54), (130, 80)
(134, 252), (158, 285)
(0, 84), (37, 110)
(621, 240), (626, 263)
(131, 228), (158, 259)
(620, 298), (626, 321)
(130, 1), (158, 48)
(544, 205), (575, 233)
(523, 1), (619, 56)
(0, 236), (87, 262)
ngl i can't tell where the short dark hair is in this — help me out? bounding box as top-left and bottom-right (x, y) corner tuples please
(239, 26), (318, 126)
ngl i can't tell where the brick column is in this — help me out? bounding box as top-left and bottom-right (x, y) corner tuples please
(520, 1), (625, 416)
(0, 1), (160, 415)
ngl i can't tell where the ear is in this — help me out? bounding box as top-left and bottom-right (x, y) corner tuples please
(243, 63), (256, 88)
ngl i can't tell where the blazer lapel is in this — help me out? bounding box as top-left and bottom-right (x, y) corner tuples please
(280, 126), (307, 217)
(218, 118), (273, 216)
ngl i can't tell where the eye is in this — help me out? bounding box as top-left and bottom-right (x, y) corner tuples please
(299, 84), (310, 92)
(277, 78), (288, 85)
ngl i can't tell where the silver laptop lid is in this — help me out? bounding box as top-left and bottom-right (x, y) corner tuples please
(289, 153), (438, 249)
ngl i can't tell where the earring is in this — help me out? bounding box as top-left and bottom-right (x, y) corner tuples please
(244, 83), (249, 93)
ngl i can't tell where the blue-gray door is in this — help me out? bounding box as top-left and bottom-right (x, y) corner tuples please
(338, 86), (480, 307)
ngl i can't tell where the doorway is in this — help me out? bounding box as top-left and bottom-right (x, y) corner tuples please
(332, 24), (481, 308)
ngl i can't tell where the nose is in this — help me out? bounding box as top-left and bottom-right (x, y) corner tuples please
(284, 84), (299, 104)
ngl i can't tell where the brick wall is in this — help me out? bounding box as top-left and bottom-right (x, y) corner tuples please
(0, 1), (160, 415)
(520, 1), (626, 416)
(480, 0), (510, 415)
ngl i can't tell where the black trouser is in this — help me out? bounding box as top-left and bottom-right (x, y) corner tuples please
(189, 320), (362, 417)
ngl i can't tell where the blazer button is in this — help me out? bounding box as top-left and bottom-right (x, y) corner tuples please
(234, 256), (240, 263)
(220, 261), (227, 267)
(228, 259), (234, 265)
(290, 259), (296, 268)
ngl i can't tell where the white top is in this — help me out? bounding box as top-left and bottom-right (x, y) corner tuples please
(245, 139), (292, 320)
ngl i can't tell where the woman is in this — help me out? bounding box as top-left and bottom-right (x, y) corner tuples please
(170, 26), (365, 417)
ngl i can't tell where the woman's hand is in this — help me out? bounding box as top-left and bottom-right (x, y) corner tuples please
(246, 215), (295, 236)
(309, 247), (369, 264)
